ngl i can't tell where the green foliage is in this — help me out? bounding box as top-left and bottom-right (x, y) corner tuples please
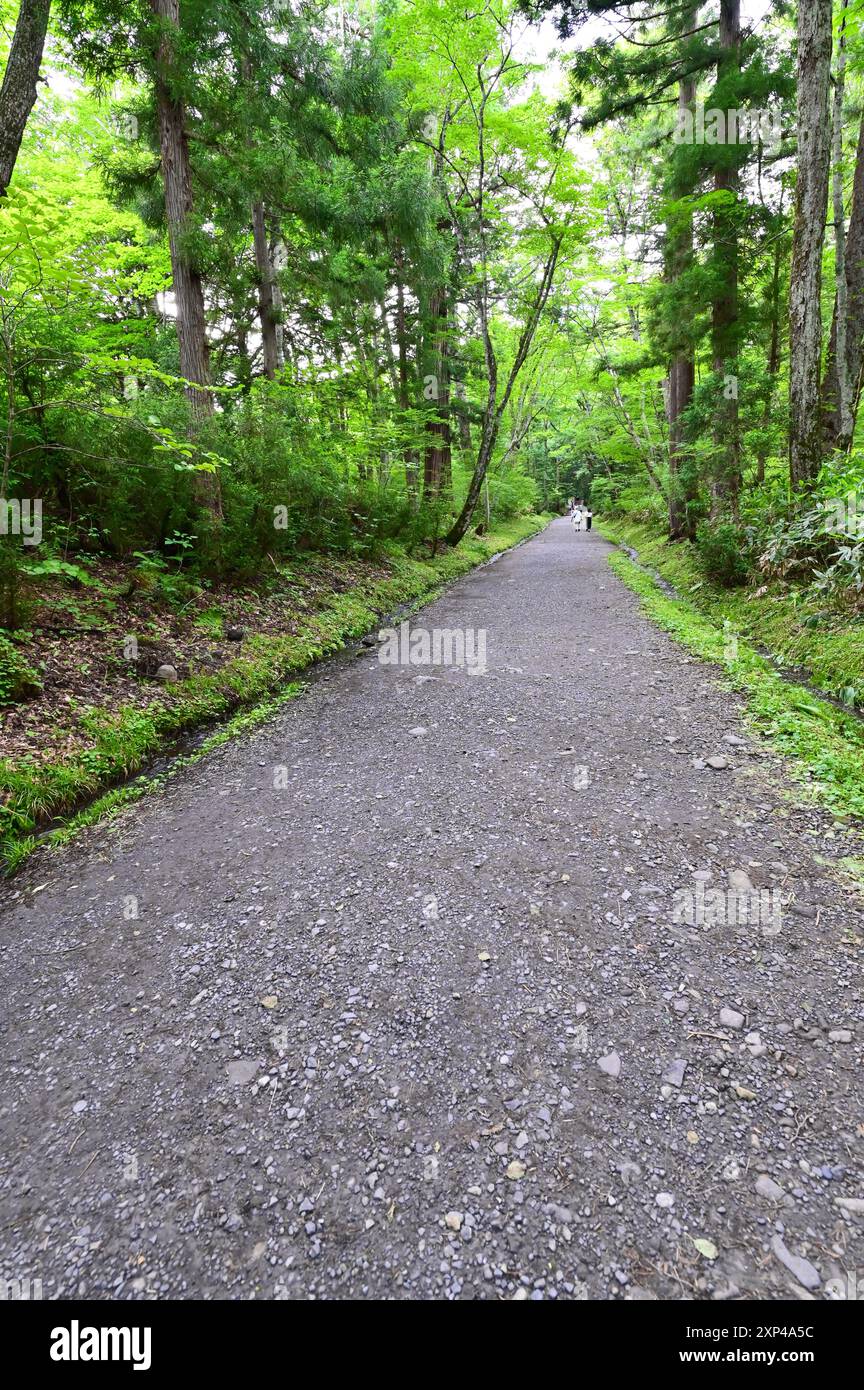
(0, 5), (568, 586)
(0, 539), (29, 629)
(0, 632), (41, 705)
(695, 520), (753, 588)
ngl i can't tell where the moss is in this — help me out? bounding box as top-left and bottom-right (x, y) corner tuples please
(1, 516), (548, 872)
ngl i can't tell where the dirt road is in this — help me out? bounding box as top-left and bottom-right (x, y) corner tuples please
(2, 518), (862, 1300)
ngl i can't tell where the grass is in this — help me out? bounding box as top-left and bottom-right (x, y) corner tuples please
(0, 516), (548, 873)
(2, 685), (306, 876)
(607, 547), (864, 823)
(599, 516), (864, 709)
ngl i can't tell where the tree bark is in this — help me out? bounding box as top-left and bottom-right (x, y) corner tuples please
(149, 0), (221, 515)
(821, 99), (864, 454)
(829, 3), (852, 449)
(666, 57), (697, 541)
(252, 201), (280, 380)
(423, 282), (451, 498)
(710, 0), (742, 519)
(789, 0), (833, 490)
(394, 247), (419, 507)
(0, 0), (51, 200)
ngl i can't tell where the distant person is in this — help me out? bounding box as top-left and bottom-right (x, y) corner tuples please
(583, 503), (593, 532)
(571, 505), (583, 533)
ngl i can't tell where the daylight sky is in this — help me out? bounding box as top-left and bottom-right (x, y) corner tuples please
(521, 0), (778, 99)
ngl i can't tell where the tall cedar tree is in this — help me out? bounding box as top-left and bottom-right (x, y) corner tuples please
(0, 0), (52, 198)
(789, 0), (833, 489)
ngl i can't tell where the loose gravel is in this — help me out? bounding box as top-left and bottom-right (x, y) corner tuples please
(1, 517), (862, 1301)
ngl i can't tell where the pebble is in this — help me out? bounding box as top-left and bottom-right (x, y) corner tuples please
(662, 1058), (687, 1088)
(770, 1235), (821, 1291)
(755, 1175), (785, 1202)
(226, 1059), (258, 1085)
(598, 1051), (621, 1079)
(720, 1007), (745, 1030)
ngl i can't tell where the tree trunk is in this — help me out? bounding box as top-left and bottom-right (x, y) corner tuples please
(666, 50), (698, 541)
(756, 218), (784, 486)
(455, 400), (472, 452)
(710, 0), (742, 519)
(270, 234), (286, 370)
(447, 407), (500, 545)
(394, 249), (419, 507)
(828, 3), (852, 450)
(423, 282), (451, 497)
(0, 0), (51, 200)
(789, 0), (833, 490)
(821, 100), (864, 454)
(446, 239), (560, 547)
(149, 0), (221, 515)
(252, 201), (280, 380)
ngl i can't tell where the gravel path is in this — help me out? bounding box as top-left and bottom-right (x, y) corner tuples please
(2, 517), (863, 1301)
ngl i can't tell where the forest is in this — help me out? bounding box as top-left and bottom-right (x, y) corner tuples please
(2, 0), (864, 848)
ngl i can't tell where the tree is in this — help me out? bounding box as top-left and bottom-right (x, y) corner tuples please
(827, 0), (853, 451)
(0, 0), (52, 199)
(148, 1), (213, 438)
(789, 0), (833, 490)
(821, 7), (864, 456)
(393, 0), (587, 546)
(709, 0), (742, 518)
(664, 4), (701, 539)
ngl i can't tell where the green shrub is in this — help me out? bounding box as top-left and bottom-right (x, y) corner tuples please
(0, 539), (30, 630)
(695, 521), (753, 588)
(0, 634), (42, 705)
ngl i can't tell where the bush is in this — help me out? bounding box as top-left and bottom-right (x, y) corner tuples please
(0, 540), (30, 630)
(695, 521), (753, 588)
(0, 634), (42, 705)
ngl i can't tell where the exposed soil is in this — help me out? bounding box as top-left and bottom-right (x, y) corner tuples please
(0, 551), (390, 770)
